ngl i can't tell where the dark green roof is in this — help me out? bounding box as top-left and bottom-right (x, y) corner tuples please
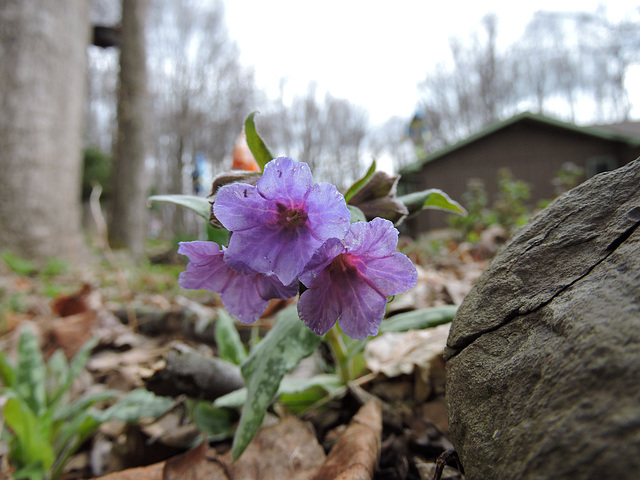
(400, 111), (640, 175)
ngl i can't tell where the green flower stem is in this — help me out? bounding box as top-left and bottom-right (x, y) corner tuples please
(326, 327), (352, 384)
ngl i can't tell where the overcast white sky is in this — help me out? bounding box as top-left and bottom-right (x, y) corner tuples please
(223, 0), (639, 125)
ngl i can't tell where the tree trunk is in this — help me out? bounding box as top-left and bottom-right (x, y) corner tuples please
(108, 0), (149, 258)
(0, 0), (89, 262)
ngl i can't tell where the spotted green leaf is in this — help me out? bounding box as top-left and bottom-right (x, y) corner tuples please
(231, 304), (321, 460)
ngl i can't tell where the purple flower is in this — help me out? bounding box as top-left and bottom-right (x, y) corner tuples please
(177, 241), (298, 324)
(213, 156), (351, 285)
(297, 218), (417, 339)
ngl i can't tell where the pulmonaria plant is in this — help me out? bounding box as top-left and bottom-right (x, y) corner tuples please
(179, 156), (417, 339)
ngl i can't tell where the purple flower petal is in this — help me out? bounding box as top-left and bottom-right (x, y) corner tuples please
(177, 241), (231, 292)
(344, 217), (399, 258)
(178, 241), (298, 324)
(298, 238), (346, 285)
(213, 183), (275, 232)
(297, 219), (417, 339)
(297, 271), (341, 336)
(337, 282), (388, 339)
(356, 253), (418, 296)
(256, 156), (313, 201)
(306, 183), (353, 240)
(212, 157), (350, 285)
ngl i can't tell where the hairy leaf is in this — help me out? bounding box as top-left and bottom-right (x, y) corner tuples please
(380, 305), (458, 333)
(348, 205), (367, 223)
(15, 328), (47, 416)
(215, 308), (248, 365)
(398, 189), (467, 216)
(215, 373), (342, 409)
(148, 194), (212, 220)
(231, 304), (321, 460)
(91, 389), (173, 423)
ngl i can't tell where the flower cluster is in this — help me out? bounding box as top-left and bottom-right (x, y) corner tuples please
(178, 156), (417, 339)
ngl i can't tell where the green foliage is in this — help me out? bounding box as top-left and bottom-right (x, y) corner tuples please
(81, 147), (111, 201)
(347, 205), (367, 223)
(147, 195), (230, 246)
(552, 162), (584, 196)
(158, 112), (465, 461)
(379, 306), (458, 333)
(191, 402), (239, 441)
(493, 169), (531, 229)
(447, 179), (494, 239)
(0, 328), (173, 480)
(398, 188), (467, 217)
(41, 258), (69, 278)
(215, 309), (248, 365)
(448, 169), (532, 241)
(231, 304), (321, 460)
(215, 374), (343, 413)
(130, 259), (185, 295)
(344, 160), (376, 202)
(244, 112), (273, 171)
(148, 194), (211, 220)
(1, 250), (36, 276)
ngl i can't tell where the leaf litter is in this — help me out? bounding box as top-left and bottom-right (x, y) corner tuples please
(0, 235), (493, 479)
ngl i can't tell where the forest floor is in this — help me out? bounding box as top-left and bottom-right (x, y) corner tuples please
(0, 232), (500, 480)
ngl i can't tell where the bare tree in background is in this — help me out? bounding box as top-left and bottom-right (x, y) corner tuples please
(108, 0), (150, 257)
(419, 14), (517, 149)
(367, 117), (415, 172)
(321, 94), (368, 186)
(294, 83), (325, 173)
(258, 83), (370, 189)
(148, 0), (255, 237)
(419, 7), (640, 150)
(85, 0), (120, 151)
(0, 0), (89, 262)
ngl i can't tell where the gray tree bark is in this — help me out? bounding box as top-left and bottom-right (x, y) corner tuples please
(0, 0), (89, 262)
(108, 0), (149, 258)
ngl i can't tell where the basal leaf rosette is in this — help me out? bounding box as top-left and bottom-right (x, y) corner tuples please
(297, 217), (418, 340)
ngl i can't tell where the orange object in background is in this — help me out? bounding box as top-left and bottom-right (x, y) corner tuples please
(231, 133), (260, 172)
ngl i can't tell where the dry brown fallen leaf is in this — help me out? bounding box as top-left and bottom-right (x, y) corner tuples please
(92, 415), (325, 480)
(93, 462), (165, 480)
(223, 415), (326, 480)
(311, 400), (382, 480)
(46, 283), (96, 358)
(163, 440), (228, 480)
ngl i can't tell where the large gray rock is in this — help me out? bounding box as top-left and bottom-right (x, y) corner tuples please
(445, 159), (640, 479)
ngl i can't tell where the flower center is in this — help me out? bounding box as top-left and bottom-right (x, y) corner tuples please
(328, 253), (359, 276)
(276, 202), (308, 230)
